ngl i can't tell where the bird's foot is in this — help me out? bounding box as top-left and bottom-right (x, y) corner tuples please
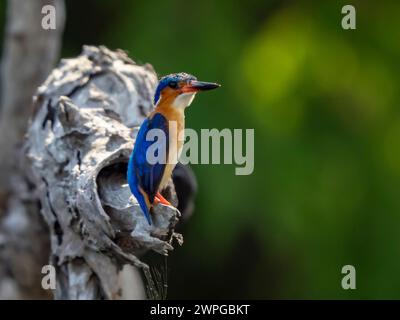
(154, 192), (171, 206)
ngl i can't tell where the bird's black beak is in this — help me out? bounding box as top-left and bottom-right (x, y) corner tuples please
(182, 80), (221, 93)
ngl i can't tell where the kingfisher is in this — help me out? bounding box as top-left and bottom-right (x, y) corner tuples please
(127, 73), (220, 224)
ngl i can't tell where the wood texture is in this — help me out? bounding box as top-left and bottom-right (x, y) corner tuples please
(23, 46), (184, 299)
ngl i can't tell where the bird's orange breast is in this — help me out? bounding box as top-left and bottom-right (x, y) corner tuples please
(152, 101), (185, 188)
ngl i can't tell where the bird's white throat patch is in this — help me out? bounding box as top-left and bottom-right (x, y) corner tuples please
(173, 93), (196, 109)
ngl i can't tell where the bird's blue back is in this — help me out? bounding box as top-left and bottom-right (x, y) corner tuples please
(127, 113), (169, 224)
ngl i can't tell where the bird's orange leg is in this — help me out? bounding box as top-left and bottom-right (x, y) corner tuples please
(155, 192), (171, 206)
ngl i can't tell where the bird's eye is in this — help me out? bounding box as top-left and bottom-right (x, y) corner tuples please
(169, 81), (178, 89)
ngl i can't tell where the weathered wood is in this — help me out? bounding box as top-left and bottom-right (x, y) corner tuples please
(24, 46), (183, 299)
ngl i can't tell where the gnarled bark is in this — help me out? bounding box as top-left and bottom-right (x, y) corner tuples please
(23, 46), (184, 299)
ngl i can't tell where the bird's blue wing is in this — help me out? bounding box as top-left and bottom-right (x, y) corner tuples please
(127, 113), (169, 224)
(134, 113), (169, 201)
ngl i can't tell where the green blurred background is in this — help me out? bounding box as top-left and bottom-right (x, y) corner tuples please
(2, 0), (400, 299)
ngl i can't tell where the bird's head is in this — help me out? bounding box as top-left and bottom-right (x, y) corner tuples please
(154, 73), (220, 109)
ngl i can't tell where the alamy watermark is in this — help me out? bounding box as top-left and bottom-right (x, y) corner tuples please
(341, 265), (356, 290)
(144, 121), (254, 175)
(41, 5), (56, 30)
(341, 5), (356, 30)
(41, 264), (56, 290)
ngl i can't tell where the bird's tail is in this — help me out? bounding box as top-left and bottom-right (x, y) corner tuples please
(143, 204), (153, 225)
(137, 189), (153, 225)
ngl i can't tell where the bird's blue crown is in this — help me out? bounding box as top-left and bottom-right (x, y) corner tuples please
(154, 72), (197, 105)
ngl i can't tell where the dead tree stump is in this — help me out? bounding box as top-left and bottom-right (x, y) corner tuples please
(24, 46), (184, 299)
